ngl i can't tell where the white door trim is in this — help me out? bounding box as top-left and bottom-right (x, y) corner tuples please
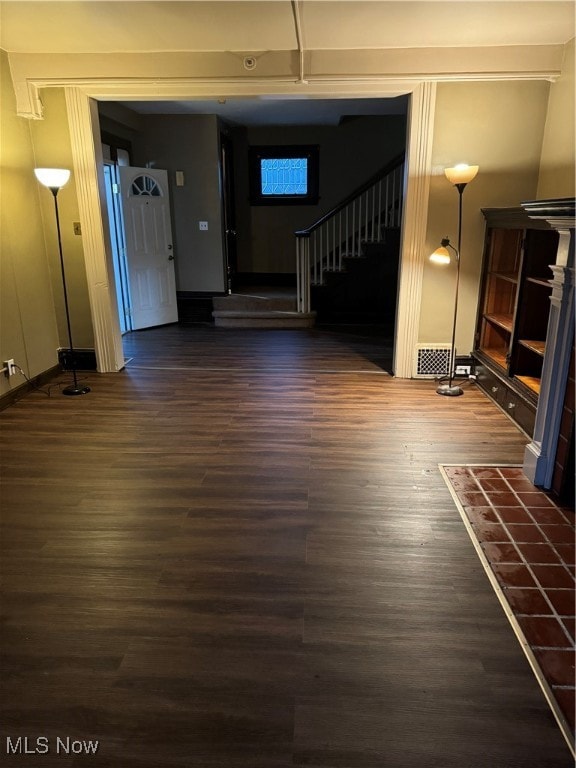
(65, 88), (125, 372)
(394, 81), (436, 377)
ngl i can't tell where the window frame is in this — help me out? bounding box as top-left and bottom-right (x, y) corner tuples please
(248, 145), (320, 206)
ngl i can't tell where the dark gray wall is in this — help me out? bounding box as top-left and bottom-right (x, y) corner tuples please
(133, 114), (226, 293)
(98, 105), (407, 289)
(233, 116), (407, 274)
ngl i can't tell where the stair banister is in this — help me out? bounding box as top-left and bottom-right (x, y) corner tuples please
(295, 152), (405, 315)
(294, 152), (405, 238)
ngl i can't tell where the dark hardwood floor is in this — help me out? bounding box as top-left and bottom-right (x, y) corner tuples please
(0, 325), (573, 767)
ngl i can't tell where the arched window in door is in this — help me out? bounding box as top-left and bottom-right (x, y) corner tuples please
(130, 175), (163, 197)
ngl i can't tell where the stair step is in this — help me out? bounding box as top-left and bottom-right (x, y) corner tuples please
(213, 294), (296, 312)
(211, 288), (314, 328)
(212, 310), (316, 329)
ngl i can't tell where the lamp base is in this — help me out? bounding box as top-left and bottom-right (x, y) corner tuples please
(62, 384), (91, 396)
(436, 383), (463, 397)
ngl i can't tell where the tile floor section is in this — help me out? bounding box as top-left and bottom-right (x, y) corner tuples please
(442, 465), (575, 746)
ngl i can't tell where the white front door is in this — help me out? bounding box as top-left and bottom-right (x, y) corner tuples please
(118, 167), (178, 330)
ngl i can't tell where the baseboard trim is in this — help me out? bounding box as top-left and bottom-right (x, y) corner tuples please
(0, 365), (62, 411)
(176, 294), (215, 324)
(58, 348), (97, 371)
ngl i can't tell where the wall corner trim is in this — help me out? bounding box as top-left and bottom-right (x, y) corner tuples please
(393, 81), (436, 379)
(65, 87), (125, 373)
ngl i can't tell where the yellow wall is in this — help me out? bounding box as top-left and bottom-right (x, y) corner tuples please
(538, 36), (575, 199)
(0, 49), (59, 396)
(1, 60), (94, 398)
(419, 80), (550, 356)
(29, 88), (94, 349)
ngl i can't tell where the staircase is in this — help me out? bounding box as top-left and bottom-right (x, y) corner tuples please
(212, 154), (404, 329)
(295, 153), (404, 322)
(312, 227), (401, 325)
(212, 288), (316, 328)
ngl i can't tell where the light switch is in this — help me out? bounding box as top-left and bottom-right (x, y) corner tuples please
(175, 171), (185, 187)
(199, 221), (208, 231)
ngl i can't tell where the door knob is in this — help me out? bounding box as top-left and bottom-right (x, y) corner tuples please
(168, 254), (175, 261)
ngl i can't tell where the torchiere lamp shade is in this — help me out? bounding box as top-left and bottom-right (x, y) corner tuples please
(444, 164), (479, 186)
(34, 168), (71, 190)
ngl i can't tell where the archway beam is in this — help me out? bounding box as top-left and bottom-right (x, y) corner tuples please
(9, 42), (562, 118)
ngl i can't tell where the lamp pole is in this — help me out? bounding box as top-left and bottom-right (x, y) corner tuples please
(430, 237), (461, 394)
(432, 164), (479, 397)
(448, 182), (466, 391)
(35, 168), (90, 396)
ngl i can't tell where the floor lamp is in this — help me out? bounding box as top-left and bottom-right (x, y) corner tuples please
(430, 163), (479, 397)
(35, 168), (90, 396)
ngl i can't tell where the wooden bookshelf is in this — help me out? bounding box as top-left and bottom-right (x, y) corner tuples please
(519, 339), (546, 357)
(483, 348), (508, 368)
(515, 375), (541, 395)
(474, 208), (560, 436)
(526, 277), (551, 288)
(485, 313), (514, 333)
(489, 272), (518, 284)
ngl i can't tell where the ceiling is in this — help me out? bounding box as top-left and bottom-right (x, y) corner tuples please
(117, 95), (409, 126)
(2, 1), (574, 126)
(0, 1), (574, 54)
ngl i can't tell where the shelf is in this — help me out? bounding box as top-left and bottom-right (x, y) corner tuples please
(488, 271), (518, 284)
(519, 339), (546, 357)
(526, 276), (552, 288)
(484, 313), (513, 333)
(477, 213), (561, 437)
(481, 348), (508, 369)
(515, 375), (541, 395)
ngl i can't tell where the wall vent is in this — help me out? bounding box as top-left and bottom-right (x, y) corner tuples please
(414, 344), (452, 378)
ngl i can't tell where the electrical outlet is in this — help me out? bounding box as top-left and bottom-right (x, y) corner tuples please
(455, 364), (472, 375)
(199, 221), (208, 231)
(3, 359), (16, 377)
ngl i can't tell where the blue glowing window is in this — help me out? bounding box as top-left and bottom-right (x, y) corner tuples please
(249, 145), (319, 205)
(261, 158), (308, 196)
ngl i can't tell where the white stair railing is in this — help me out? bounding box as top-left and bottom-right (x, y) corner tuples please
(295, 153), (405, 314)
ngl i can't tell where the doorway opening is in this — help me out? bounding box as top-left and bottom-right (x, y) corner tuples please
(101, 160), (179, 335)
(88, 84), (434, 375)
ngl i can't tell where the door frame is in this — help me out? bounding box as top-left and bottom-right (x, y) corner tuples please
(63, 82), (435, 376)
(103, 161), (131, 334)
(219, 127), (237, 295)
